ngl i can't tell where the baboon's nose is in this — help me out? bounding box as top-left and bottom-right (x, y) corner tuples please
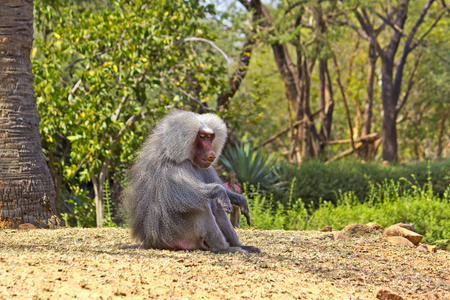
(206, 153), (216, 162)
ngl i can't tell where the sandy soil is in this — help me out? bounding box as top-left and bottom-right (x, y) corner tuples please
(0, 228), (449, 299)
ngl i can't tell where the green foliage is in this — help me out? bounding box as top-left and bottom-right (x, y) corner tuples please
(220, 143), (283, 193)
(309, 180), (450, 243)
(102, 180), (116, 228)
(30, 0), (449, 227)
(242, 177), (449, 243)
(33, 0), (231, 223)
(278, 159), (450, 208)
(60, 188), (96, 227)
(240, 179), (310, 231)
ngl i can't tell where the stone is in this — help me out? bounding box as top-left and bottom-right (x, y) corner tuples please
(427, 244), (437, 253)
(366, 222), (383, 231)
(417, 244), (437, 253)
(18, 223), (37, 229)
(386, 236), (415, 247)
(383, 225), (422, 245)
(342, 224), (372, 237)
(320, 225), (332, 232)
(394, 223), (415, 232)
(416, 244), (429, 253)
(333, 231), (349, 241)
(375, 288), (404, 300)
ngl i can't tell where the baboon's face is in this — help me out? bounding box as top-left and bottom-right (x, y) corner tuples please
(191, 130), (216, 169)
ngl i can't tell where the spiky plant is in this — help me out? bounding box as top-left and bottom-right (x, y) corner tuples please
(220, 143), (283, 193)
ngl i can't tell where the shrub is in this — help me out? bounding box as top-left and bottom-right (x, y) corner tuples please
(242, 178), (450, 243)
(278, 159), (450, 208)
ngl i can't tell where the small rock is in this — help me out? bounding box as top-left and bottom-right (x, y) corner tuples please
(394, 223), (415, 232)
(417, 244), (429, 253)
(426, 244), (437, 253)
(366, 222), (383, 231)
(320, 225), (332, 232)
(333, 231), (349, 241)
(417, 244), (437, 253)
(18, 223), (37, 229)
(386, 236), (415, 247)
(383, 225), (422, 245)
(375, 288), (404, 300)
(342, 224), (372, 237)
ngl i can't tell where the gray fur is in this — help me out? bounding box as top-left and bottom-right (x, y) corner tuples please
(125, 110), (260, 253)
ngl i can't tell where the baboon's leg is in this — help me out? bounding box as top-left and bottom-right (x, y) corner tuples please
(211, 201), (261, 253)
(198, 204), (246, 253)
(212, 201), (242, 246)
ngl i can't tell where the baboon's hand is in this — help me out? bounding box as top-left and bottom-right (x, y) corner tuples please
(235, 194), (251, 226)
(241, 208), (251, 226)
(218, 197), (233, 214)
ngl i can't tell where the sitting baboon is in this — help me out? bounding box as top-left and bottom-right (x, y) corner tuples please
(124, 110), (260, 254)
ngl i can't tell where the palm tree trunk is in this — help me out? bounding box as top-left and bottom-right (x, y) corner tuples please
(0, 0), (58, 228)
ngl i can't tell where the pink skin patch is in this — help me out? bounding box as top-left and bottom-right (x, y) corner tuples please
(224, 182), (241, 194)
(170, 240), (209, 251)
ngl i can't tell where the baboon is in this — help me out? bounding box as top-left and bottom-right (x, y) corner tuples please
(125, 110), (260, 254)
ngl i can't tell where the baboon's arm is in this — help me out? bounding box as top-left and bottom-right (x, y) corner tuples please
(169, 163), (233, 213)
(225, 190), (251, 226)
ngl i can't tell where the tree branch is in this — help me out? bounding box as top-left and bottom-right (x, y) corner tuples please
(332, 56), (356, 153)
(411, 4), (449, 50)
(257, 108), (322, 148)
(396, 47), (423, 113)
(393, 0), (435, 102)
(320, 132), (380, 145)
(164, 37), (232, 65)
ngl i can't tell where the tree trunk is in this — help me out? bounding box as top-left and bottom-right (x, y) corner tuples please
(380, 55), (399, 163)
(91, 158), (110, 228)
(378, 3), (407, 163)
(435, 110), (449, 159)
(0, 0), (59, 228)
(360, 39), (377, 160)
(318, 59), (334, 145)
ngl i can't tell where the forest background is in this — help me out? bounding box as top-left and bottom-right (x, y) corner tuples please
(29, 0), (449, 242)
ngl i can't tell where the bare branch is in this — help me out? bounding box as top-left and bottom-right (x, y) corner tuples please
(320, 132), (380, 145)
(332, 56), (356, 153)
(393, 0), (435, 102)
(116, 106), (175, 138)
(257, 108), (323, 148)
(396, 47), (423, 113)
(411, 4), (449, 50)
(68, 79), (82, 104)
(164, 37), (232, 65)
(64, 58), (85, 72)
(325, 142), (366, 163)
(111, 95), (130, 123)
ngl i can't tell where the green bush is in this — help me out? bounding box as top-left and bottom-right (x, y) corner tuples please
(278, 159), (450, 208)
(309, 180), (450, 243)
(242, 179), (450, 243)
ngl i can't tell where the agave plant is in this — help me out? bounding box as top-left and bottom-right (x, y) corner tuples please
(220, 143), (283, 193)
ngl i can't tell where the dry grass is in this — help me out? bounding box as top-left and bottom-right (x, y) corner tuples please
(0, 228), (449, 299)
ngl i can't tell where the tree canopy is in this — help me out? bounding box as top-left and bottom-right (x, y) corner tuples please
(30, 0), (449, 226)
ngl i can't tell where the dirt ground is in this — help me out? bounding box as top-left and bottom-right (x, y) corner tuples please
(0, 228), (449, 299)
